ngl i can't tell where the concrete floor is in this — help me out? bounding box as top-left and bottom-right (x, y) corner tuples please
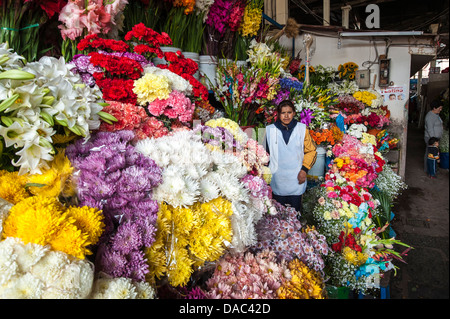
(389, 124), (449, 299)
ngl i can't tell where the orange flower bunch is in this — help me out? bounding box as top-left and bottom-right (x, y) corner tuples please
(173, 0), (195, 14)
(311, 124), (342, 146)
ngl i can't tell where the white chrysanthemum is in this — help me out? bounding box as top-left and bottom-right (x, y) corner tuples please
(0, 238), (19, 285)
(199, 176), (220, 202)
(50, 260), (94, 298)
(134, 281), (156, 299)
(41, 287), (78, 299)
(0, 273), (44, 299)
(13, 240), (49, 273)
(92, 277), (138, 299)
(30, 250), (70, 284)
(210, 150), (247, 178)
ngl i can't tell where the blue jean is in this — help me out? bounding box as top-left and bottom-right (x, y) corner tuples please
(427, 158), (437, 177)
(272, 194), (302, 212)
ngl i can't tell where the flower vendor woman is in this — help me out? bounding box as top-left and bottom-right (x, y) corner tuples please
(263, 100), (317, 212)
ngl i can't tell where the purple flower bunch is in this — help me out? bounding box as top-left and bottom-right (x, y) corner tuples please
(66, 130), (163, 281)
(205, 0), (234, 36)
(70, 54), (102, 86)
(193, 124), (242, 152)
(273, 89), (290, 106)
(252, 201), (329, 273)
(299, 108), (314, 126)
(241, 174), (271, 198)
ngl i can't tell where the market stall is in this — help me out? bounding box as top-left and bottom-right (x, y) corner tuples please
(0, 0), (413, 299)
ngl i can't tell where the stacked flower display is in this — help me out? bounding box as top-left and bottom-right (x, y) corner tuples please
(0, 1), (413, 299)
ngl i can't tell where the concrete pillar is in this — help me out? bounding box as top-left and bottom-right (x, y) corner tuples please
(274, 0), (289, 25)
(323, 0), (330, 26)
(341, 5), (351, 29)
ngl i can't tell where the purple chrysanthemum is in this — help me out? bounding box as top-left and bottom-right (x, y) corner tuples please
(123, 250), (149, 282)
(111, 222), (143, 255)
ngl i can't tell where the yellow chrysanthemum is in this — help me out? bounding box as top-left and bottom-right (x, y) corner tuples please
(342, 246), (368, 266)
(0, 170), (31, 204)
(26, 150), (74, 198)
(147, 198), (233, 286)
(2, 195), (66, 245)
(65, 205), (105, 245)
(51, 222), (91, 259)
(133, 73), (171, 105)
(277, 259), (325, 299)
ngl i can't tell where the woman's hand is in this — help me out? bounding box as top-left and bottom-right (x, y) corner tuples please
(297, 170), (307, 184)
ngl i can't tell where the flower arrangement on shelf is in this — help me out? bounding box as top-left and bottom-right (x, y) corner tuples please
(213, 60), (278, 126)
(308, 166), (410, 293)
(375, 129), (399, 152)
(338, 62), (358, 81)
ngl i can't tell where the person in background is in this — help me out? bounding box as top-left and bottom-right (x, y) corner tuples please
(427, 137), (440, 179)
(424, 100), (443, 172)
(263, 100), (317, 213)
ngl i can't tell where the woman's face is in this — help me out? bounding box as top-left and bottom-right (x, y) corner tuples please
(279, 106), (295, 126)
(433, 106), (443, 114)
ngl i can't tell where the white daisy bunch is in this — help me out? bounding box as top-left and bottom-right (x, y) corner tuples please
(90, 274), (156, 299)
(0, 237), (94, 299)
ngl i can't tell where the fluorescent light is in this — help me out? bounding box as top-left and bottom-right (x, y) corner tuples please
(339, 31), (423, 37)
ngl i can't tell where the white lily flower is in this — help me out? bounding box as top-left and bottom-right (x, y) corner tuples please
(13, 142), (53, 175)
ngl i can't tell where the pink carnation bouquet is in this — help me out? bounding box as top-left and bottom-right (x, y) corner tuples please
(148, 90), (195, 124)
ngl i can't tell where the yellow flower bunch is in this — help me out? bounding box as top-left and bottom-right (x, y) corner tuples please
(239, 0), (264, 37)
(0, 151), (75, 204)
(0, 170), (30, 204)
(26, 150), (74, 198)
(133, 73), (171, 105)
(205, 118), (248, 144)
(342, 246), (368, 266)
(145, 197), (233, 287)
(2, 195), (105, 259)
(361, 132), (377, 146)
(353, 90), (377, 106)
(277, 259), (325, 299)
(338, 62), (358, 80)
(335, 156), (350, 169)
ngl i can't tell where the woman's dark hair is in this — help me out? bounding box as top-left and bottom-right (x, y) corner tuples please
(430, 99), (442, 109)
(277, 100), (295, 114)
(428, 137), (439, 145)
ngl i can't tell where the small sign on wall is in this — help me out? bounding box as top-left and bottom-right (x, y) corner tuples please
(379, 86), (407, 102)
